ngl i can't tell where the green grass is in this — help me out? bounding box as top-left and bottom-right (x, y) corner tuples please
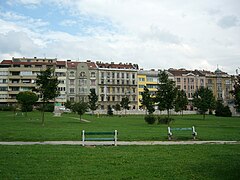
(0, 111), (240, 141)
(0, 144), (240, 179)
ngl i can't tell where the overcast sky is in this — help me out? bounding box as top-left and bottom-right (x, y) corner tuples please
(0, 0), (239, 74)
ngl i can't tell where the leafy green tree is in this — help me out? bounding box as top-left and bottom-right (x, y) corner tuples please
(65, 100), (73, 110)
(141, 86), (155, 114)
(115, 103), (121, 115)
(72, 101), (89, 121)
(107, 105), (113, 116)
(192, 87), (215, 119)
(215, 100), (232, 117)
(231, 74), (240, 111)
(88, 88), (98, 115)
(156, 70), (177, 118)
(174, 89), (188, 116)
(36, 68), (59, 126)
(120, 96), (130, 116)
(16, 91), (39, 117)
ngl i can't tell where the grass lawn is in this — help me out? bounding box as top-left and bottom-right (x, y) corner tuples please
(0, 144), (240, 179)
(0, 111), (240, 141)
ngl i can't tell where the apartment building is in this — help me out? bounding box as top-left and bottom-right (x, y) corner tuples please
(0, 57), (67, 105)
(200, 69), (232, 103)
(66, 60), (98, 103)
(168, 68), (206, 100)
(97, 62), (138, 110)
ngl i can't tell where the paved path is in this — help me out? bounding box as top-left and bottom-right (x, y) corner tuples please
(0, 141), (239, 146)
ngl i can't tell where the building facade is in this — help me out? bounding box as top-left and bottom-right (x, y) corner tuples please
(0, 57), (67, 105)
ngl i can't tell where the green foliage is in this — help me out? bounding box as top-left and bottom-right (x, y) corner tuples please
(192, 87), (216, 119)
(215, 101), (232, 117)
(231, 74), (240, 110)
(156, 70), (177, 118)
(120, 96), (130, 115)
(36, 103), (54, 112)
(144, 114), (156, 124)
(65, 100), (73, 110)
(0, 106), (15, 111)
(157, 116), (174, 125)
(174, 89), (188, 115)
(88, 88), (98, 114)
(36, 68), (59, 125)
(107, 105), (113, 116)
(72, 101), (89, 120)
(141, 86), (155, 114)
(16, 91), (38, 115)
(115, 103), (121, 111)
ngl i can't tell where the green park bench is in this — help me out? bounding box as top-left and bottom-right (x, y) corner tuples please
(168, 126), (197, 140)
(82, 130), (118, 146)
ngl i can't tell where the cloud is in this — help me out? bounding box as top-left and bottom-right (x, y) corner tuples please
(59, 19), (77, 27)
(217, 15), (239, 29)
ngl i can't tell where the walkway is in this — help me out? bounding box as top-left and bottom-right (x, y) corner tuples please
(0, 141), (239, 146)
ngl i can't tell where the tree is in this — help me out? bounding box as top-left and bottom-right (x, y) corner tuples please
(16, 91), (39, 117)
(72, 101), (89, 121)
(174, 89), (188, 116)
(107, 105), (113, 116)
(120, 96), (130, 116)
(215, 100), (232, 117)
(65, 100), (73, 110)
(192, 87), (215, 119)
(231, 74), (240, 111)
(115, 103), (121, 115)
(88, 88), (98, 115)
(140, 86), (155, 114)
(156, 70), (177, 118)
(36, 68), (59, 126)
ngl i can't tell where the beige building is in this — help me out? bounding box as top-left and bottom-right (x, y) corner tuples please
(96, 62), (138, 110)
(0, 57), (67, 105)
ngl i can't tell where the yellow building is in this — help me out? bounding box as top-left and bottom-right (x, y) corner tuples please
(138, 69), (159, 109)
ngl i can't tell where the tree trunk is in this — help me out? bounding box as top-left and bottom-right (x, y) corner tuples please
(203, 113), (206, 120)
(125, 109), (127, 116)
(167, 109), (170, 119)
(80, 114), (81, 121)
(41, 102), (45, 126)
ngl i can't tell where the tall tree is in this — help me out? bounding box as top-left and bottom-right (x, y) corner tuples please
(120, 96), (130, 116)
(16, 91), (39, 117)
(88, 88), (98, 115)
(174, 89), (188, 116)
(231, 74), (240, 111)
(156, 70), (177, 118)
(72, 101), (89, 121)
(115, 103), (121, 115)
(65, 100), (73, 110)
(140, 86), (155, 114)
(36, 68), (59, 126)
(192, 87), (215, 119)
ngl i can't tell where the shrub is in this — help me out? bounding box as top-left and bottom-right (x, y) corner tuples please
(37, 103), (54, 112)
(144, 115), (156, 124)
(157, 116), (174, 125)
(215, 101), (232, 117)
(0, 106), (15, 111)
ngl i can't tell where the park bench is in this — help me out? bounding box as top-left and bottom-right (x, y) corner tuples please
(82, 130), (118, 146)
(168, 126), (197, 140)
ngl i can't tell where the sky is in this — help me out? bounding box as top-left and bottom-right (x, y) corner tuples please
(0, 0), (239, 74)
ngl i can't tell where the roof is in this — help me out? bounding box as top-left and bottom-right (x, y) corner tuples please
(168, 68), (204, 77)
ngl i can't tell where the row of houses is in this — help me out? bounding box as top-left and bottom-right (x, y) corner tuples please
(0, 57), (233, 110)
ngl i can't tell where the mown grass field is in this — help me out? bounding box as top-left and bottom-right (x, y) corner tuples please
(1, 144), (240, 179)
(0, 111), (240, 179)
(0, 111), (240, 141)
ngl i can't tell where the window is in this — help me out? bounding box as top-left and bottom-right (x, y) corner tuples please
(80, 72), (86, 77)
(0, 87), (8, 91)
(139, 85), (144, 88)
(122, 73), (124, 78)
(112, 72), (115, 78)
(177, 78), (181, 83)
(91, 80), (96, 85)
(132, 74), (135, 79)
(139, 78), (145, 82)
(69, 71), (75, 77)
(70, 79), (74, 85)
(79, 79), (87, 85)
(91, 72), (96, 77)
(70, 88), (74, 93)
(0, 79), (8, 83)
(0, 71), (8, 76)
(126, 73), (129, 78)
(20, 71), (32, 76)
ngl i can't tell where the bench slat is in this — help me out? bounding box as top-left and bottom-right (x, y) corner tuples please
(85, 138), (115, 141)
(84, 132), (115, 135)
(171, 128), (192, 131)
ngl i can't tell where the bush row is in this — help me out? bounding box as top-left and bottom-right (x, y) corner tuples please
(144, 115), (174, 125)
